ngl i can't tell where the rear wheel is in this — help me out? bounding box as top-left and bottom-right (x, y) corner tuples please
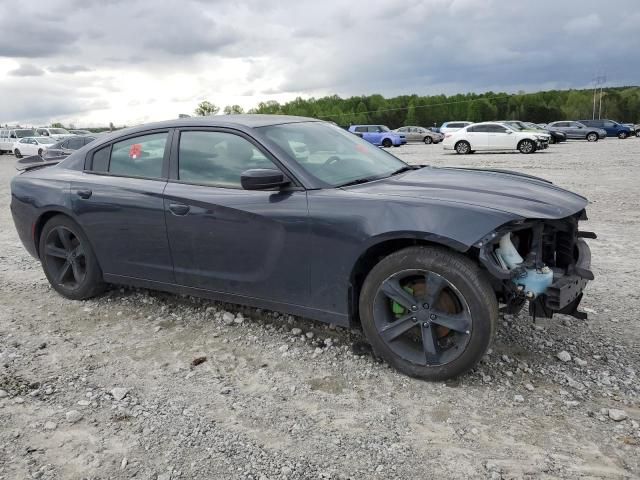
(586, 132), (598, 142)
(359, 246), (497, 380)
(455, 141), (470, 154)
(618, 131), (628, 139)
(14, 148), (22, 159)
(423, 136), (433, 144)
(382, 138), (393, 148)
(39, 215), (105, 300)
(38, 148), (43, 156)
(518, 139), (536, 154)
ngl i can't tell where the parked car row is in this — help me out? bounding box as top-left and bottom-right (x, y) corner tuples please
(1, 126), (100, 159)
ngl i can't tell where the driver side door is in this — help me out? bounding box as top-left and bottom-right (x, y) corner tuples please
(163, 128), (310, 306)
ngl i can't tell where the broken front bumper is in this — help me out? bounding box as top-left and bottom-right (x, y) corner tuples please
(530, 238), (592, 319)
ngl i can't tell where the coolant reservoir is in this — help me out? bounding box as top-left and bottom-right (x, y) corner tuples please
(496, 233), (524, 269)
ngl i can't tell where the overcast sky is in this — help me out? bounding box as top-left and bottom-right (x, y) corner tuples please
(1, 0), (638, 127)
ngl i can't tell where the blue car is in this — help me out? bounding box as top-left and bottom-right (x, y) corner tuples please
(578, 119), (634, 139)
(348, 125), (405, 147)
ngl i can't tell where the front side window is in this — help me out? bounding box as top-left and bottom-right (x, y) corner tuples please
(178, 131), (277, 188)
(109, 132), (167, 178)
(488, 125), (508, 133)
(258, 121), (408, 187)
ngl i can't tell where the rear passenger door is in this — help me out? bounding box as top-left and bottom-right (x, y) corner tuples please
(71, 130), (174, 283)
(465, 125), (489, 150)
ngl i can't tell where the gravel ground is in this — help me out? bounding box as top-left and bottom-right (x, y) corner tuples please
(1, 138), (639, 479)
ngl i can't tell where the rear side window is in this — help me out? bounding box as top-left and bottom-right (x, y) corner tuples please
(448, 123), (463, 128)
(178, 131), (276, 189)
(89, 146), (111, 172)
(354, 126), (366, 133)
(109, 132), (167, 178)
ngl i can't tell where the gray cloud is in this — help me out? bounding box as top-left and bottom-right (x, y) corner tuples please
(49, 65), (93, 74)
(0, 0), (638, 125)
(9, 64), (46, 77)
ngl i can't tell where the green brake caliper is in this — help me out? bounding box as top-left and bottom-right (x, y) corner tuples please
(391, 286), (414, 317)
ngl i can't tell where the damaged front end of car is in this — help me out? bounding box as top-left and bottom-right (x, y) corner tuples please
(476, 209), (595, 320)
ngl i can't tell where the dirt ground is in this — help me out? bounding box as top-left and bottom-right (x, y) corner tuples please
(1, 137), (639, 479)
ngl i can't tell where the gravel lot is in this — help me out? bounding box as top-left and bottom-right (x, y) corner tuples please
(1, 138), (639, 479)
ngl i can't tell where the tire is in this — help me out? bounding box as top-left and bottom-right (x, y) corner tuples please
(39, 215), (105, 300)
(14, 148), (22, 159)
(518, 139), (536, 154)
(382, 138), (393, 148)
(38, 148), (43, 156)
(549, 136), (556, 145)
(586, 132), (598, 142)
(618, 132), (628, 139)
(454, 141), (471, 154)
(636, 131), (640, 138)
(359, 246), (498, 381)
(423, 136), (433, 145)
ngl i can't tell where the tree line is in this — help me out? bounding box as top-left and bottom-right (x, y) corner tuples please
(195, 86), (640, 128)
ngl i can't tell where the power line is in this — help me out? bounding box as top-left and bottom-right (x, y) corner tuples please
(317, 93), (515, 119)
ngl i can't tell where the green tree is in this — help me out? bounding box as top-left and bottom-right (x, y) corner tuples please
(194, 101), (220, 116)
(404, 101), (417, 125)
(467, 98), (497, 122)
(51, 122), (65, 128)
(223, 105), (244, 115)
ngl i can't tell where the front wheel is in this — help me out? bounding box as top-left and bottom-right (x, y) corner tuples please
(14, 148), (22, 159)
(39, 215), (105, 300)
(359, 246), (498, 380)
(518, 139), (536, 154)
(423, 136), (433, 144)
(38, 148), (43, 156)
(382, 138), (393, 148)
(618, 132), (628, 139)
(549, 136), (556, 144)
(586, 132), (598, 142)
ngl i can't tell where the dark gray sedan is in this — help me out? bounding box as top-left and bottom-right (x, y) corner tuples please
(546, 121), (606, 141)
(10, 115), (594, 380)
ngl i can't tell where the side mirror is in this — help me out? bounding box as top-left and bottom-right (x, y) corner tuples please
(241, 168), (290, 190)
(506, 130), (513, 134)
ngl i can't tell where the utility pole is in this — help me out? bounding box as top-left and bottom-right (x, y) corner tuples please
(598, 75), (606, 119)
(592, 75), (606, 119)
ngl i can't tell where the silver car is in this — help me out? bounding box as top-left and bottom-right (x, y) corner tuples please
(393, 126), (444, 144)
(546, 121), (606, 142)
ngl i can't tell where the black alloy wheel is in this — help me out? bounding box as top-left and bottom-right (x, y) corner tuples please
(359, 246), (497, 380)
(39, 216), (104, 300)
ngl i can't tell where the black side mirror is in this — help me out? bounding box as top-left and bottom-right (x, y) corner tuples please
(241, 168), (290, 190)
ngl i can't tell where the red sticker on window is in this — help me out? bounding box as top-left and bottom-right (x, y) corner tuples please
(129, 143), (142, 159)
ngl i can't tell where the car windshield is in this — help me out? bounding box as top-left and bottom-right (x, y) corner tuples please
(49, 128), (69, 134)
(505, 122), (524, 131)
(36, 137), (56, 144)
(15, 129), (36, 138)
(257, 122), (409, 187)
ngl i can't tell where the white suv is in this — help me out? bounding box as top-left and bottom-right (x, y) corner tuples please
(443, 122), (550, 154)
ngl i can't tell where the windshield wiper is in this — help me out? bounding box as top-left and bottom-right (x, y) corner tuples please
(337, 176), (386, 188)
(389, 166), (414, 176)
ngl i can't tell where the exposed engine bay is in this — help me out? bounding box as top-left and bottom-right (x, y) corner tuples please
(476, 210), (595, 319)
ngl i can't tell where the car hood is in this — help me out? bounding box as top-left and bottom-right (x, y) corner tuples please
(345, 166), (588, 219)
